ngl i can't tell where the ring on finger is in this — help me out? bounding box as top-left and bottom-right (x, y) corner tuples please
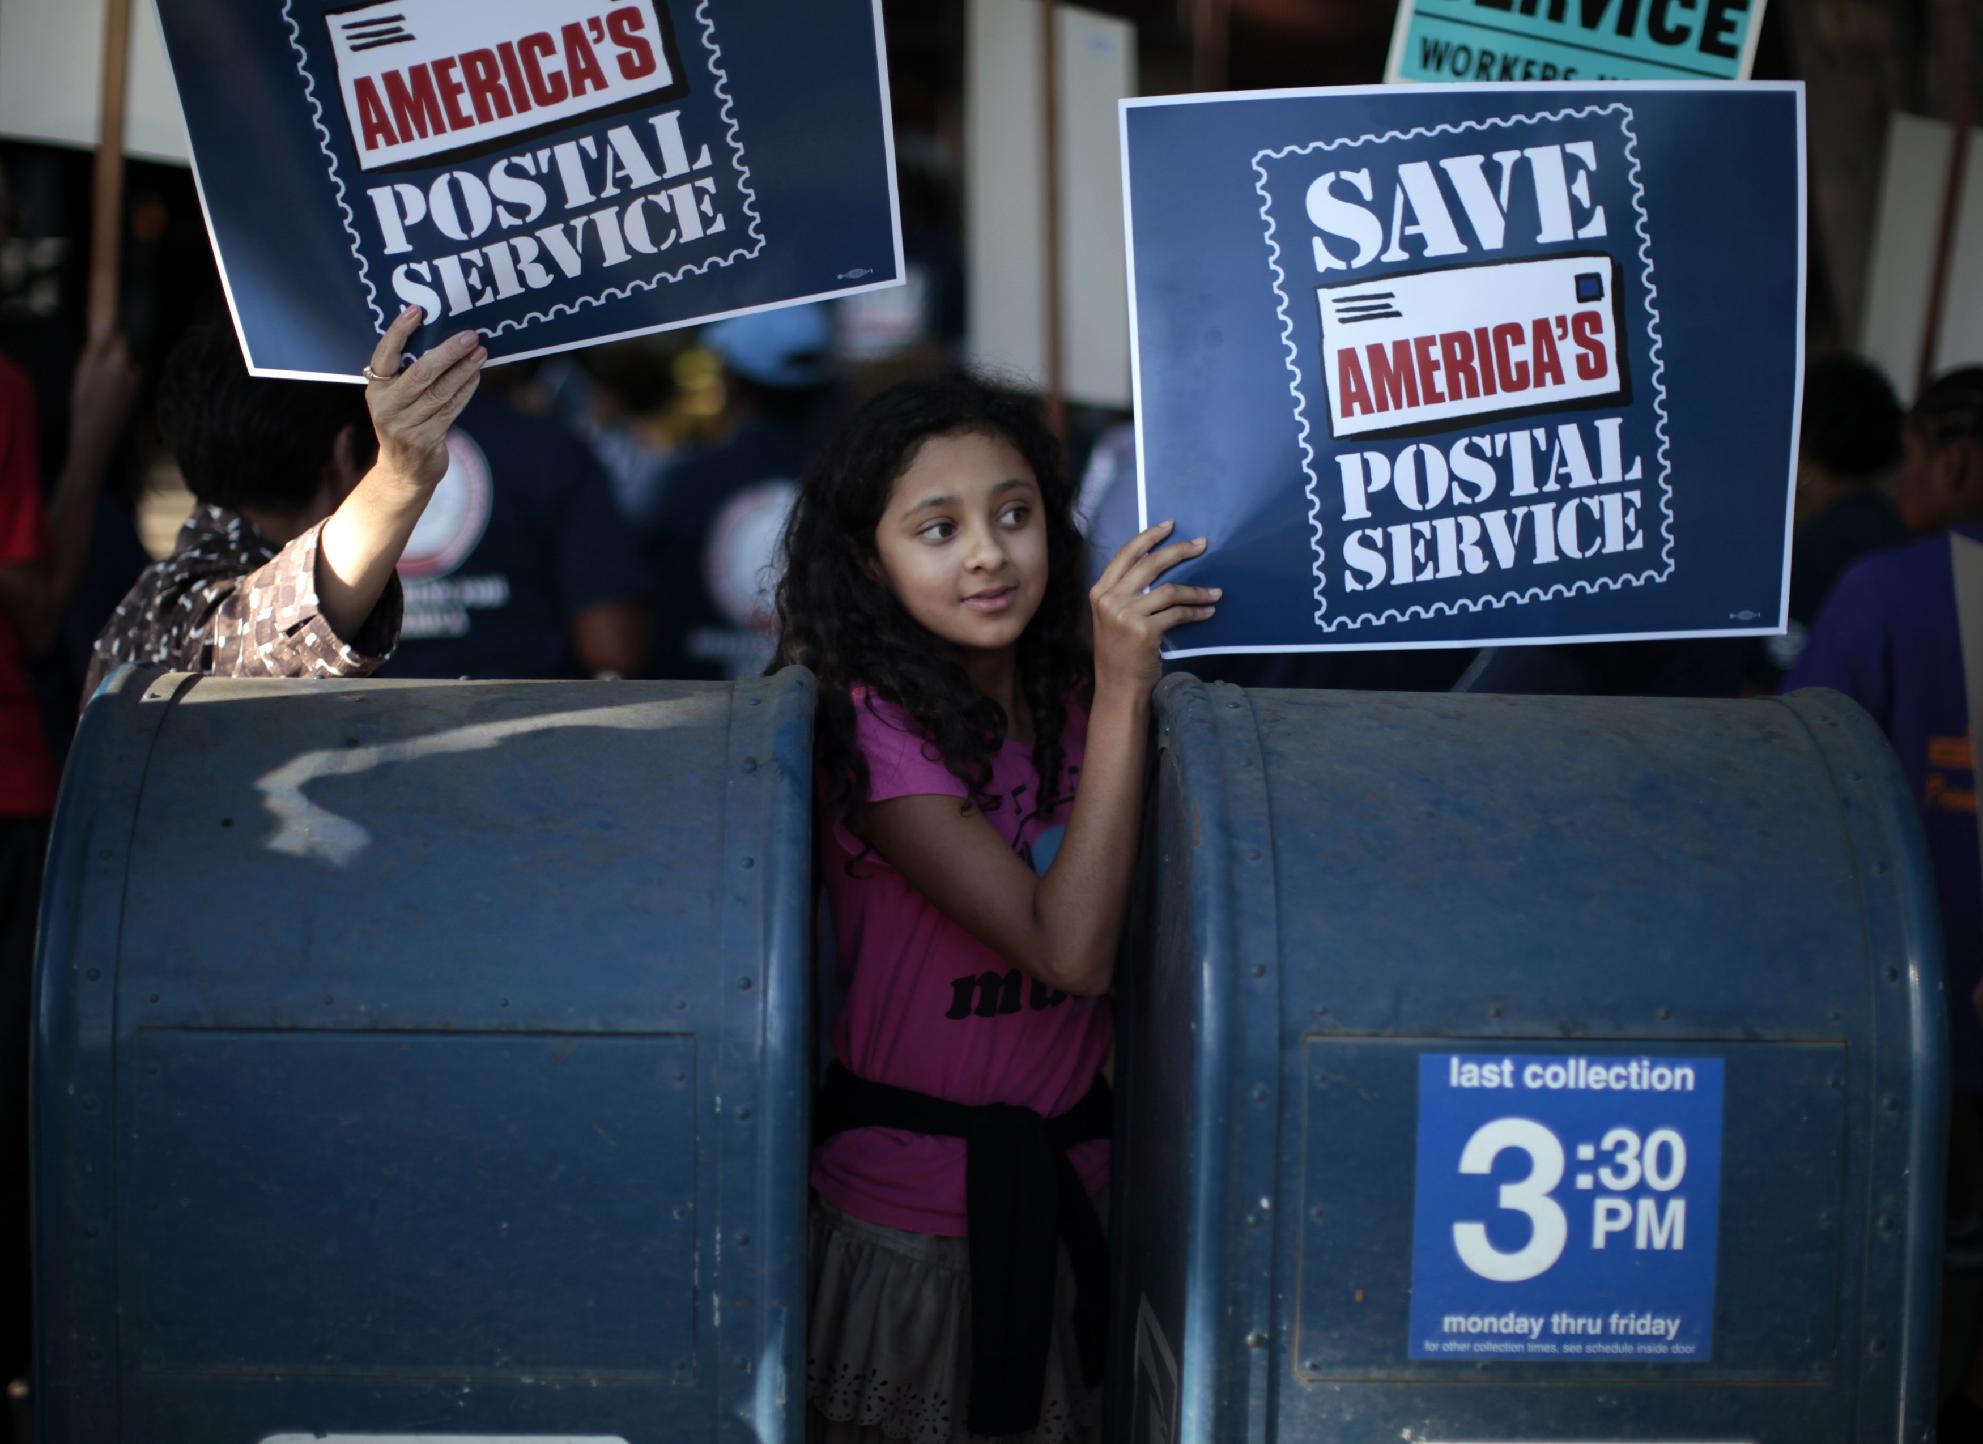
(361, 364), (393, 383)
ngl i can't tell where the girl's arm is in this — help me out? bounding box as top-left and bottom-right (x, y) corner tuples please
(865, 520), (1217, 995)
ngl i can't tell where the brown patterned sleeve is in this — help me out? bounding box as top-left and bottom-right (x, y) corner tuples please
(204, 520), (403, 678)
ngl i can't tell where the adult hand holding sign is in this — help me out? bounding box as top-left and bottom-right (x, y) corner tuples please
(317, 306), (485, 639)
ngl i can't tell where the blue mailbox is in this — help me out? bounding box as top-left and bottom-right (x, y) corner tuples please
(1114, 678), (1946, 1443)
(35, 667), (814, 1444)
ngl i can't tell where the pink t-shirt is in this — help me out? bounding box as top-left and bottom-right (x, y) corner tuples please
(811, 690), (1112, 1236)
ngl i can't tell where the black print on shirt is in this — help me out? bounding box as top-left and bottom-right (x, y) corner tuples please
(945, 969), (1070, 1021)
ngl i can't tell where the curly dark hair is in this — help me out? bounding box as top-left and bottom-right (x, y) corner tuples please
(770, 372), (1093, 846)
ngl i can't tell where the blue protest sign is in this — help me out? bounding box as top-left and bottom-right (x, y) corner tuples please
(1119, 83), (1804, 657)
(154, 0), (902, 379)
(1386, 0), (1769, 84)
(1408, 1051), (1726, 1362)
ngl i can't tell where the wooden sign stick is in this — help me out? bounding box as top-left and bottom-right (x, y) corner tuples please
(1917, 92), (1974, 396)
(89, 0), (134, 336)
(1040, 0), (1066, 448)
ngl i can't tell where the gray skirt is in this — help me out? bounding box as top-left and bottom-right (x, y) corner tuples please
(805, 1194), (1104, 1444)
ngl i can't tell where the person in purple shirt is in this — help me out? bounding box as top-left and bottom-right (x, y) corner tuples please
(1765, 355), (1910, 678)
(1786, 365), (1983, 1436)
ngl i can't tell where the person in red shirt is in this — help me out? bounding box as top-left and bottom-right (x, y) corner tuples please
(0, 359), (136, 1425)
(0, 337), (134, 807)
(0, 159), (139, 1439)
(0, 353), (54, 820)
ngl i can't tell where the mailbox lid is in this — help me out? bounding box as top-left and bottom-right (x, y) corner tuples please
(1250, 687), (1875, 1036)
(119, 676), (744, 1025)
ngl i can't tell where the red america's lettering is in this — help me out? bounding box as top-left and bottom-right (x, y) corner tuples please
(608, 8), (659, 78)
(1335, 313), (1610, 421)
(353, 6), (659, 155)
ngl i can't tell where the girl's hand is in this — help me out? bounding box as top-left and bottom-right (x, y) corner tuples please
(364, 306), (485, 490)
(1088, 519), (1219, 697)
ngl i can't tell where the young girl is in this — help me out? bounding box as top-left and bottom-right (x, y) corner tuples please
(771, 374), (1217, 1444)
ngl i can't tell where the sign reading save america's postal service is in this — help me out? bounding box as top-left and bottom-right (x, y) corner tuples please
(1119, 83), (1804, 656)
(154, 0), (902, 379)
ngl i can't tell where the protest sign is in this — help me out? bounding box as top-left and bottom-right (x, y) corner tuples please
(153, 0), (902, 380)
(1386, 0), (1768, 84)
(1119, 82), (1805, 657)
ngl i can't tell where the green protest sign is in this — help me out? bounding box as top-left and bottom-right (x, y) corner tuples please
(1386, 0), (1767, 84)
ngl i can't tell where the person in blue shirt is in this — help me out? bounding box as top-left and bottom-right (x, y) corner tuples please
(382, 371), (651, 681)
(644, 306), (839, 680)
(1785, 365), (1983, 1438)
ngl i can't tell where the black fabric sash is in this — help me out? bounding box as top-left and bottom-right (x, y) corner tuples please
(813, 1060), (1112, 1435)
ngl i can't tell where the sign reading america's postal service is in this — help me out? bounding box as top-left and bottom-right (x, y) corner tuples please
(155, 0), (902, 379)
